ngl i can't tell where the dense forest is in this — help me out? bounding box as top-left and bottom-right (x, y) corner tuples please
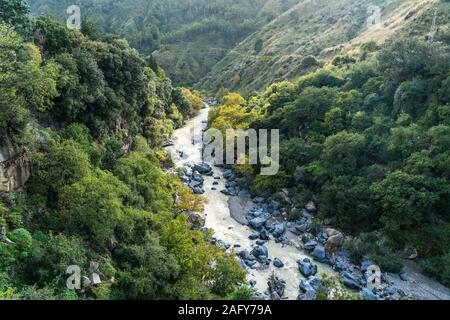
(0, 0), (246, 300)
(1, 0), (450, 302)
(208, 36), (450, 286)
(29, 0), (300, 86)
(29, 0), (450, 95)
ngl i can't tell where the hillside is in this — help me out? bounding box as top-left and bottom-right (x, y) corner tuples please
(29, 0), (450, 94)
(199, 0), (449, 94)
(28, 0), (300, 86)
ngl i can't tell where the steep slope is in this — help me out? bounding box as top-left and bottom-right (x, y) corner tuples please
(198, 0), (448, 94)
(28, 0), (299, 86)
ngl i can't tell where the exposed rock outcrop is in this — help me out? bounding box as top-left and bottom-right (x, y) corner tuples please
(0, 143), (31, 192)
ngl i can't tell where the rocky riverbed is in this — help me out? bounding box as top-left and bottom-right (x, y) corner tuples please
(165, 104), (450, 301)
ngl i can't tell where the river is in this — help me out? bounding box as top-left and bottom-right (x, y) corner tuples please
(165, 105), (334, 300)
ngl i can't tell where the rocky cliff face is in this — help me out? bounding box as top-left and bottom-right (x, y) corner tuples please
(0, 143), (31, 192)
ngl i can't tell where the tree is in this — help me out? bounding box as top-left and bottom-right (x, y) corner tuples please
(113, 235), (180, 299)
(322, 131), (366, 176)
(0, 0), (30, 35)
(372, 171), (440, 245)
(35, 140), (92, 201)
(113, 152), (174, 213)
(58, 172), (128, 251)
(0, 24), (58, 140)
(23, 234), (90, 288)
(221, 92), (245, 106)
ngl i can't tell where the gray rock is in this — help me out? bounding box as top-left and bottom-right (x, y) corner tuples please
(259, 229), (270, 240)
(295, 223), (309, 233)
(189, 180), (201, 188)
(361, 260), (375, 272)
(89, 273), (101, 285)
(253, 197), (266, 204)
(299, 277), (322, 293)
(249, 216), (268, 230)
(297, 258), (318, 277)
(273, 258), (284, 268)
(340, 271), (362, 290)
(249, 232), (260, 240)
(238, 189), (250, 197)
(399, 272), (410, 281)
(305, 201), (317, 212)
(238, 250), (254, 261)
(194, 162), (212, 174)
(361, 288), (380, 300)
(311, 244), (327, 262)
(327, 233), (344, 247)
(304, 240), (318, 251)
(271, 223), (286, 238)
(223, 169), (234, 179)
(298, 289), (317, 300)
(193, 186), (205, 194)
(251, 245), (268, 260)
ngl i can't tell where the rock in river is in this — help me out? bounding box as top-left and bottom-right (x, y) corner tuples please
(251, 245), (269, 260)
(193, 162), (212, 174)
(310, 244), (327, 262)
(297, 258), (318, 277)
(259, 229), (270, 240)
(271, 222), (286, 238)
(340, 271), (362, 290)
(249, 216), (269, 230)
(273, 258), (284, 268)
(304, 240), (318, 251)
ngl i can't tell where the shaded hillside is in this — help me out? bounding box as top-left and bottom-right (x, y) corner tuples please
(29, 0), (300, 86)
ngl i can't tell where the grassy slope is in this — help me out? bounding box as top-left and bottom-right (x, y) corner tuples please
(198, 0), (446, 95)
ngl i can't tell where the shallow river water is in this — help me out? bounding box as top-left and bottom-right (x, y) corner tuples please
(165, 106), (335, 299)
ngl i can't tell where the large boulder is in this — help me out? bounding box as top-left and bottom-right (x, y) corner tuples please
(299, 277), (322, 300)
(259, 229), (270, 240)
(340, 271), (362, 290)
(295, 223), (309, 233)
(360, 288), (380, 300)
(271, 223), (286, 238)
(311, 244), (327, 262)
(194, 162), (212, 174)
(326, 232), (344, 247)
(249, 216), (269, 230)
(303, 240), (318, 251)
(251, 245), (268, 260)
(297, 258), (318, 277)
(188, 180), (201, 189)
(191, 171), (204, 182)
(0, 144), (31, 192)
(193, 186), (205, 194)
(238, 250), (254, 261)
(223, 169), (234, 179)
